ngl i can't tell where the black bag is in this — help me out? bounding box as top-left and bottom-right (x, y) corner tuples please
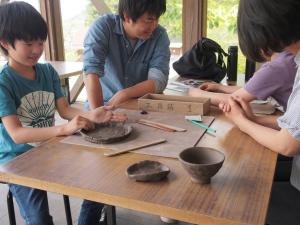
(173, 37), (228, 82)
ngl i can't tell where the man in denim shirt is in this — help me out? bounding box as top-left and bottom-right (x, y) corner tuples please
(83, 0), (170, 109)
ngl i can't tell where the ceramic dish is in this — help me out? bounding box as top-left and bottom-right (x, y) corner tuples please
(80, 122), (132, 144)
(179, 147), (225, 184)
(126, 160), (170, 182)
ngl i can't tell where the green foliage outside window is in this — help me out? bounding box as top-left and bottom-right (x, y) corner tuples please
(207, 0), (246, 74)
(85, 0), (182, 42)
(67, 0), (246, 74)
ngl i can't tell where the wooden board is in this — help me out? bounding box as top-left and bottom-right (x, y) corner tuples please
(61, 109), (215, 158)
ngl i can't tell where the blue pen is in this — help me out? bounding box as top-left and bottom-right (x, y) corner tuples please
(190, 120), (216, 133)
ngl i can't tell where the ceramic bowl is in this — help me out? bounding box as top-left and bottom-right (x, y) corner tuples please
(126, 160), (170, 182)
(179, 147), (225, 184)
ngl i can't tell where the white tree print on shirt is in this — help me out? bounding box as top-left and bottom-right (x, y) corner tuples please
(17, 91), (55, 128)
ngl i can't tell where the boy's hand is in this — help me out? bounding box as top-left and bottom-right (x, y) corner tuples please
(63, 116), (95, 136)
(200, 82), (220, 92)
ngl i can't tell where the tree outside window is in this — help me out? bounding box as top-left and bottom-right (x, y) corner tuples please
(207, 0), (246, 75)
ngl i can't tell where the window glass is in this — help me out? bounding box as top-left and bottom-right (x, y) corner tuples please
(60, 0), (182, 100)
(61, 0), (91, 61)
(61, 0), (182, 74)
(160, 0), (182, 78)
(207, 0), (246, 75)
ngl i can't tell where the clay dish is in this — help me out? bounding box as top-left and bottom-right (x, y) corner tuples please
(126, 160), (170, 182)
(80, 122), (132, 144)
(179, 147), (225, 184)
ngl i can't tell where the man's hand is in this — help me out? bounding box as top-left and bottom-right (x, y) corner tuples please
(108, 90), (131, 108)
(90, 106), (128, 123)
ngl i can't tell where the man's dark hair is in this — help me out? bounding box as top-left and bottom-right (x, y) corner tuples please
(237, 0), (300, 62)
(0, 1), (48, 56)
(118, 0), (166, 22)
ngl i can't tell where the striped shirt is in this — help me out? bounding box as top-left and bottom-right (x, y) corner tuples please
(278, 50), (300, 190)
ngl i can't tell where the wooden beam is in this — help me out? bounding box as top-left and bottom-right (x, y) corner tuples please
(39, 0), (65, 61)
(182, 0), (207, 53)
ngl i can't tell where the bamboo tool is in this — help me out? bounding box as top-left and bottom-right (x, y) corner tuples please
(190, 120), (216, 133)
(137, 119), (187, 132)
(104, 139), (166, 157)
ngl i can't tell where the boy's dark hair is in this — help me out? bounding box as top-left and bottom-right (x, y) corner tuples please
(0, 1), (48, 56)
(237, 0), (300, 62)
(118, 0), (166, 22)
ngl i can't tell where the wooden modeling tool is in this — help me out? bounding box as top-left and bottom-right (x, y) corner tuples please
(104, 139), (166, 157)
(137, 119), (186, 132)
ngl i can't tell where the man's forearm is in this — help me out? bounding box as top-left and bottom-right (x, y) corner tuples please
(124, 80), (156, 98)
(84, 74), (104, 109)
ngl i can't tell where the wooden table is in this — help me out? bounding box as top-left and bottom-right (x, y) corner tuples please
(0, 60), (83, 103)
(49, 61), (83, 103)
(0, 100), (277, 225)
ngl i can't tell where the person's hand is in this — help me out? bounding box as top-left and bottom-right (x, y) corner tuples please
(199, 82), (221, 92)
(219, 96), (247, 123)
(90, 106), (128, 123)
(63, 115), (95, 136)
(108, 90), (130, 108)
(111, 110), (128, 122)
(231, 95), (255, 120)
(188, 87), (207, 97)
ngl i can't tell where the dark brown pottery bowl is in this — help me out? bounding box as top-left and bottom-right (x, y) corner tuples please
(179, 147), (225, 184)
(80, 122), (132, 144)
(126, 160), (170, 182)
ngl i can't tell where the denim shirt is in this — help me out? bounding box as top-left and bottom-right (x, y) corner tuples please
(83, 14), (170, 103)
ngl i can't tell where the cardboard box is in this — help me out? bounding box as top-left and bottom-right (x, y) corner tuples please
(138, 94), (210, 115)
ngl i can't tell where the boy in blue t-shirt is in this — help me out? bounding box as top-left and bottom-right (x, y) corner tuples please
(0, 2), (126, 225)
